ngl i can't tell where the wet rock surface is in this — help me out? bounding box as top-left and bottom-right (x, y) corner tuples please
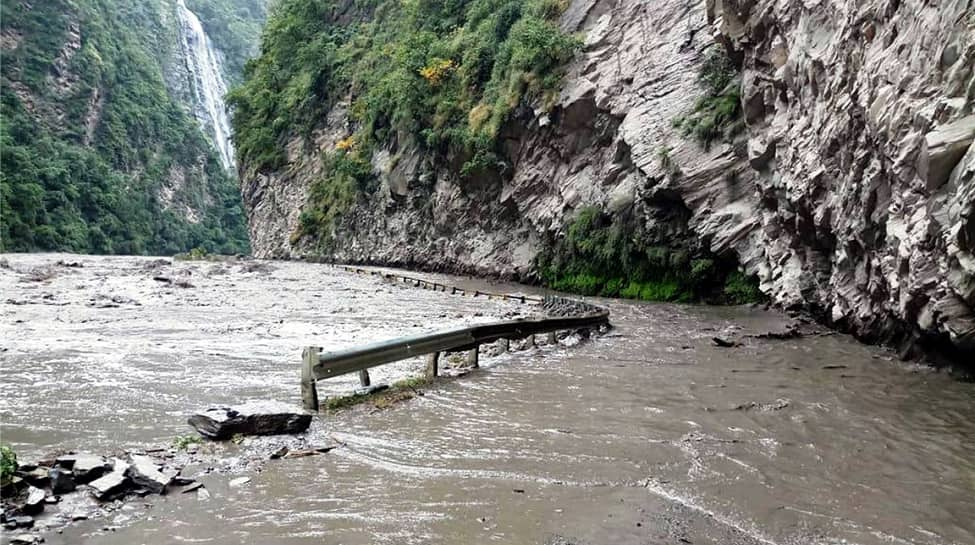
(125, 456), (171, 495)
(49, 470), (76, 495)
(0, 448), (200, 542)
(187, 402), (312, 440)
(55, 455), (111, 484)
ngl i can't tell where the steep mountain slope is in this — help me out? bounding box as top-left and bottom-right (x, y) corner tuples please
(0, 0), (262, 254)
(234, 0), (974, 363)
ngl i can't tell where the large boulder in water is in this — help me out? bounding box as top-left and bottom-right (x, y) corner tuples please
(187, 402), (311, 440)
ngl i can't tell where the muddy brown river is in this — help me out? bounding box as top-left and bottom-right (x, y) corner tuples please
(1, 254), (973, 545)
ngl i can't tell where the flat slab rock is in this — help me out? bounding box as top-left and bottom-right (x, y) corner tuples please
(88, 459), (130, 501)
(187, 401), (311, 440)
(126, 455), (171, 494)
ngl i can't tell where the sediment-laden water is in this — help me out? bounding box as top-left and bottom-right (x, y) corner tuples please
(1, 254), (972, 545)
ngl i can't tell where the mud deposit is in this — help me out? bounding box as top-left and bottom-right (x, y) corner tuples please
(1, 254), (973, 545)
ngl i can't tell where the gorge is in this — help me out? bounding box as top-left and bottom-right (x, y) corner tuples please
(0, 0), (261, 255)
(233, 0), (975, 366)
(1, 1), (974, 543)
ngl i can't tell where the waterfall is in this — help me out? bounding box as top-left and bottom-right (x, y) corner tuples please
(176, 0), (235, 171)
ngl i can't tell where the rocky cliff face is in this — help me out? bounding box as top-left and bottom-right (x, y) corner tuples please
(241, 0), (975, 362)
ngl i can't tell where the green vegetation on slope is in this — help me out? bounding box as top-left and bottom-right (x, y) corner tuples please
(229, 0), (581, 238)
(0, 0), (250, 255)
(537, 206), (763, 304)
(672, 46), (744, 150)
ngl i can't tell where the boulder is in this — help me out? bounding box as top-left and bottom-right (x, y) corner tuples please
(87, 460), (130, 501)
(22, 487), (45, 515)
(17, 468), (49, 488)
(187, 401), (311, 440)
(125, 455), (171, 494)
(1, 476), (25, 495)
(56, 454), (112, 484)
(49, 469), (76, 494)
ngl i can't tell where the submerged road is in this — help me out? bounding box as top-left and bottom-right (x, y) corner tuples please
(1, 254), (973, 545)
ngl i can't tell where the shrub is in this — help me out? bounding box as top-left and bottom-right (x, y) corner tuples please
(673, 47), (743, 150)
(172, 435), (203, 450)
(230, 0), (581, 177)
(723, 271), (763, 304)
(538, 206), (764, 304)
(1, 445), (17, 485)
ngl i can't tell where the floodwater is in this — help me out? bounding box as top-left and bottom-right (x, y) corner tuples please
(1, 254), (973, 545)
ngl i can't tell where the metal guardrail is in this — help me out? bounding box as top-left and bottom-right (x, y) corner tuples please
(301, 294), (610, 410)
(332, 264), (545, 303)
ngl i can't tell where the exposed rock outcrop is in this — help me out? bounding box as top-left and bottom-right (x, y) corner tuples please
(240, 0), (975, 364)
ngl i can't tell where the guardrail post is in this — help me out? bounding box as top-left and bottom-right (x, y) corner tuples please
(425, 352), (440, 378)
(547, 331), (557, 344)
(358, 370), (371, 387)
(528, 335), (536, 348)
(467, 346), (479, 369)
(301, 347), (320, 411)
(500, 339), (509, 352)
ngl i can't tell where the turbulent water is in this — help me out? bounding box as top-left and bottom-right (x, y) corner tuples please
(1, 255), (973, 545)
(176, 0), (235, 171)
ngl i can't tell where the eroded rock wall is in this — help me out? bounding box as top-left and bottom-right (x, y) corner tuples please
(713, 0), (975, 357)
(241, 0), (975, 361)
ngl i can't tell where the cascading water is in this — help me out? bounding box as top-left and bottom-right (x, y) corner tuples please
(176, 0), (235, 171)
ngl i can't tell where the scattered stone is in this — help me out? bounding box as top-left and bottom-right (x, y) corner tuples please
(181, 483), (204, 494)
(49, 469), (76, 494)
(126, 455), (171, 494)
(43, 496), (60, 505)
(269, 446), (289, 459)
(170, 475), (195, 486)
(733, 399), (791, 412)
(22, 487), (46, 515)
(229, 477), (250, 488)
(9, 516), (34, 528)
(9, 534), (41, 544)
(56, 454), (112, 483)
(751, 323), (802, 340)
(187, 402), (312, 440)
(18, 468), (50, 488)
(282, 449), (323, 459)
(1, 476), (25, 494)
(354, 384), (389, 396)
(197, 487), (211, 501)
(711, 337), (740, 348)
(88, 460), (130, 501)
